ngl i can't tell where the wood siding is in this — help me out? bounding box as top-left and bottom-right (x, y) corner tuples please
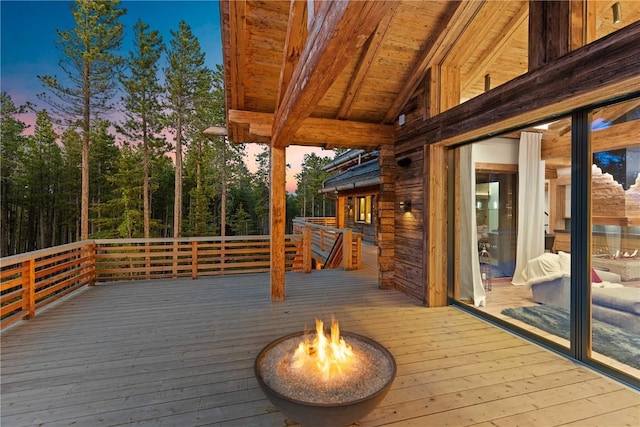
(393, 149), (425, 301)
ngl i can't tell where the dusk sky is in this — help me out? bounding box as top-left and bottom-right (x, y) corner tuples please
(0, 0), (327, 193)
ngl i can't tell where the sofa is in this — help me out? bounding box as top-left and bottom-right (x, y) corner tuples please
(525, 251), (640, 331)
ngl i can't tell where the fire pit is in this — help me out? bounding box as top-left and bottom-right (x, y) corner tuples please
(254, 319), (396, 427)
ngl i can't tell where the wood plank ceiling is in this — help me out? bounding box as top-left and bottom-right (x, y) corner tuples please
(220, 0), (640, 155)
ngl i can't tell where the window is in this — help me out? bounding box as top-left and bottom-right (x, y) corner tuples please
(356, 196), (372, 224)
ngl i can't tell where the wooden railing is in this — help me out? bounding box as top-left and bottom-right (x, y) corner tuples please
(1, 235), (303, 329)
(292, 218), (362, 270)
(1, 241), (95, 329)
(94, 236), (302, 281)
(295, 217), (337, 227)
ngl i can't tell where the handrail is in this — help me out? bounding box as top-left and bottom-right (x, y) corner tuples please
(292, 218), (362, 270)
(1, 235), (305, 329)
(0, 230), (364, 329)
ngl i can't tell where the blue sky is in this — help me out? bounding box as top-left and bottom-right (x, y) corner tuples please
(1, 0), (222, 107)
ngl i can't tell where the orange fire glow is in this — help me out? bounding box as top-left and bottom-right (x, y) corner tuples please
(292, 318), (354, 380)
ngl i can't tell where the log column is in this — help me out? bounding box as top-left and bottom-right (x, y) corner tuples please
(270, 145), (286, 301)
(420, 65), (458, 306)
(378, 144), (396, 289)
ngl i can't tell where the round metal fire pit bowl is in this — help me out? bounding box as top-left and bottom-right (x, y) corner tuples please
(255, 331), (396, 427)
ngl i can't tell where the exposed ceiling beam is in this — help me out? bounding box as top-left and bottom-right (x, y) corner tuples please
(225, 0), (247, 142)
(274, 0), (308, 114)
(382, 1), (486, 124)
(230, 109), (393, 148)
(336, 2), (400, 120)
(395, 21), (640, 155)
(461, 2), (528, 94)
(271, 0), (398, 148)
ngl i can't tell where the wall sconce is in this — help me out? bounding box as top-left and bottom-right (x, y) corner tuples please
(612, 2), (622, 24)
(399, 200), (412, 212)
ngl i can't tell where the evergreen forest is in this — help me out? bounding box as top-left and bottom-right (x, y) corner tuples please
(0, 0), (338, 257)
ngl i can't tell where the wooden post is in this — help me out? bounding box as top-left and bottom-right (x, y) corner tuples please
(302, 226), (312, 273)
(342, 228), (353, 270)
(191, 241), (198, 280)
(355, 234), (362, 269)
(377, 145), (396, 289)
(145, 240), (151, 280)
(425, 144), (448, 307)
(22, 260), (35, 319)
(88, 241), (96, 286)
(528, 0), (570, 71)
(172, 240), (178, 278)
(270, 145), (286, 301)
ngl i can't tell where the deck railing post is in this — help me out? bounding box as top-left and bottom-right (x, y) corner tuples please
(172, 240), (178, 278)
(88, 241), (97, 286)
(191, 241), (198, 279)
(22, 259), (36, 319)
(302, 227), (312, 273)
(343, 228), (353, 270)
(145, 240), (151, 280)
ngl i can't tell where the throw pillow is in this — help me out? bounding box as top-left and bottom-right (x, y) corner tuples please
(591, 268), (602, 283)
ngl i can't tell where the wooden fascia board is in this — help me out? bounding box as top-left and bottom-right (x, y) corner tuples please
(542, 119), (640, 160)
(382, 1), (486, 124)
(336, 2), (400, 120)
(271, 0), (398, 148)
(229, 109), (393, 148)
(395, 21), (640, 155)
(275, 0), (308, 113)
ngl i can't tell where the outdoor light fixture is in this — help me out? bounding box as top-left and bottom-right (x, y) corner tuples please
(399, 200), (411, 213)
(612, 2), (622, 24)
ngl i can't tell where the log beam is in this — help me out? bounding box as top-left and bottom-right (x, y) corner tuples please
(395, 21), (640, 154)
(275, 0), (308, 114)
(336, 2), (400, 120)
(229, 110), (394, 148)
(271, 0), (397, 148)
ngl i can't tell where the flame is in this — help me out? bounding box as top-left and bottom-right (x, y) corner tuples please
(292, 318), (354, 380)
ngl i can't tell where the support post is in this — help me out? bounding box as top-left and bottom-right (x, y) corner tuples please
(302, 226), (312, 273)
(191, 241), (198, 280)
(23, 260), (35, 319)
(343, 228), (353, 270)
(270, 145), (286, 301)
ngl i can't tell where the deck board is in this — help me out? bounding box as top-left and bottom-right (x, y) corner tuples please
(1, 244), (638, 427)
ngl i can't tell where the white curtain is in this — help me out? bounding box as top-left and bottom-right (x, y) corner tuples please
(512, 131), (545, 285)
(459, 145), (486, 307)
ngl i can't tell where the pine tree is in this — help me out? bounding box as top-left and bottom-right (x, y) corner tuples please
(164, 21), (208, 237)
(93, 143), (144, 238)
(38, 0), (126, 240)
(0, 93), (29, 255)
(119, 19), (166, 239)
(88, 119), (120, 237)
(59, 129), (83, 243)
(21, 111), (62, 249)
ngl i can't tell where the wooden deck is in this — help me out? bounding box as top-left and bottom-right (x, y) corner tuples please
(2, 244), (638, 427)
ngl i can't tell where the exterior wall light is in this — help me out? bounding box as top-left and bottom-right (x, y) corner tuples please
(399, 200), (411, 212)
(613, 2), (622, 24)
